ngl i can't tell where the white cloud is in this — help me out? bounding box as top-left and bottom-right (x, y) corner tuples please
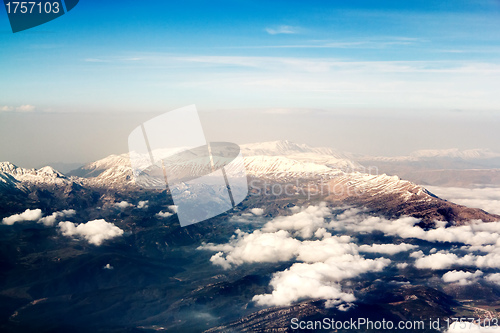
(156, 211), (173, 218)
(2, 209), (43, 225)
(358, 243), (417, 255)
(38, 209), (76, 227)
(442, 270), (483, 285)
(168, 205), (178, 213)
(203, 230), (302, 269)
(485, 273), (500, 285)
(200, 203), (500, 308)
(103, 263), (114, 270)
(265, 25), (299, 35)
(262, 202), (331, 238)
(250, 208), (264, 216)
(414, 252), (475, 270)
(253, 256), (389, 307)
(114, 201), (132, 209)
(330, 210), (500, 247)
(200, 203), (392, 307)
(426, 186), (500, 215)
(137, 200), (149, 209)
(252, 263), (355, 308)
(410, 250), (424, 259)
(58, 219), (124, 246)
(413, 249), (500, 270)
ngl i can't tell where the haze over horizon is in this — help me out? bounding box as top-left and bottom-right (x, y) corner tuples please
(1, 108), (500, 169)
(1, 0), (500, 167)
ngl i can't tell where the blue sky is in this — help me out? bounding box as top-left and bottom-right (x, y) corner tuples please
(1, 0), (500, 113)
(1, 0), (500, 166)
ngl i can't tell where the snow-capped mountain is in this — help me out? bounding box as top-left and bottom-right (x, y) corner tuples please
(1, 141), (498, 224)
(0, 162), (71, 186)
(66, 140), (362, 186)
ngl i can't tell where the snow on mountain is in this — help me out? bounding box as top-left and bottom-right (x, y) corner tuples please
(0, 162), (70, 186)
(66, 140), (361, 186)
(0, 171), (26, 192)
(16, 140), (480, 210)
(242, 155), (337, 179)
(61, 141), (441, 203)
(89, 165), (135, 187)
(2, 141), (497, 223)
(327, 172), (433, 202)
(240, 140), (331, 156)
(68, 154), (132, 178)
(240, 140), (361, 171)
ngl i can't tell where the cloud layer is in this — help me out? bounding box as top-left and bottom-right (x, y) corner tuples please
(200, 204), (399, 307)
(201, 201), (500, 308)
(426, 186), (500, 215)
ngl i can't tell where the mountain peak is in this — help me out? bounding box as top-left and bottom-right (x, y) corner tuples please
(37, 166), (66, 178)
(0, 161), (19, 172)
(241, 140), (313, 155)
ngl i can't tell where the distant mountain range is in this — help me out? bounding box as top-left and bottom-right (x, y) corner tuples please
(360, 148), (500, 162)
(356, 148), (500, 187)
(1, 140), (498, 224)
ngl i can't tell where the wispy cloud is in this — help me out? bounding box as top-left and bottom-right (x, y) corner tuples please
(243, 37), (425, 49)
(83, 58), (108, 63)
(71, 52), (500, 110)
(0, 105), (36, 112)
(265, 25), (299, 35)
